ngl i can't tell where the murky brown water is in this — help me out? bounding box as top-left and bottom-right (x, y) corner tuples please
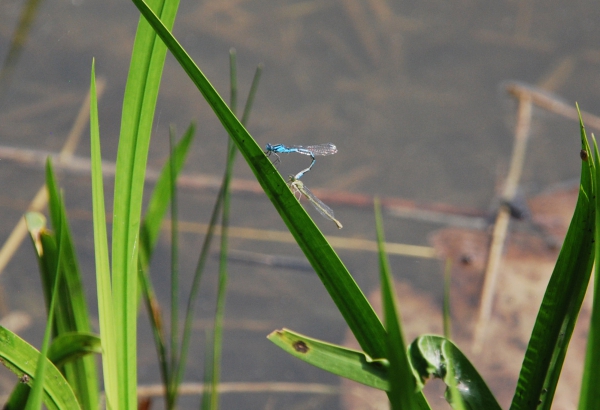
(1, 0), (600, 408)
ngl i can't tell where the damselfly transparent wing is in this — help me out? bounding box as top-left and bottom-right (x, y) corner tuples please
(289, 178), (342, 229)
(297, 183), (336, 219)
(295, 143), (338, 156)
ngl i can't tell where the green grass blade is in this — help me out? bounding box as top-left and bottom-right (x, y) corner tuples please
(89, 59), (118, 408)
(140, 129), (193, 317)
(510, 115), (595, 410)
(137, 123), (195, 407)
(47, 333), (101, 368)
(131, 0), (386, 358)
(579, 125), (600, 410)
(442, 259), (452, 339)
(208, 49), (239, 410)
(41, 161), (99, 410)
(240, 64), (263, 126)
(139, 123), (195, 263)
(408, 335), (501, 410)
(111, 0), (180, 406)
(200, 329), (214, 410)
(267, 328), (389, 390)
(178, 180), (223, 400)
(24, 212), (55, 310)
(168, 128), (180, 406)
(229, 48), (237, 115)
(375, 199), (429, 410)
(25, 161), (98, 409)
(0, 327), (81, 410)
(210, 177), (230, 410)
(26, 199), (65, 410)
(176, 62), (263, 403)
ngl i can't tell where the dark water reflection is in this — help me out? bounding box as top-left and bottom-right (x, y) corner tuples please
(1, 0), (599, 408)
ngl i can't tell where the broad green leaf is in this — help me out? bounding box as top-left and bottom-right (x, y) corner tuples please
(5, 331), (100, 410)
(510, 114), (595, 410)
(267, 328), (389, 390)
(375, 199), (430, 409)
(111, 0), (180, 406)
(409, 335), (501, 410)
(0, 326), (80, 410)
(579, 116), (600, 410)
(130, 0), (386, 359)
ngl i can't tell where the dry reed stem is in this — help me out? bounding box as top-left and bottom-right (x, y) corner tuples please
(135, 381), (340, 397)
(472, 93), (532, 353)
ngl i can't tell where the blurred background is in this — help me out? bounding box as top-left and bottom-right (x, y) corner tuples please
(1, 0), (600, 408)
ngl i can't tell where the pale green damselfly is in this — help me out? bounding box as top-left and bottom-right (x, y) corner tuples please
(288, 176), (343, 229)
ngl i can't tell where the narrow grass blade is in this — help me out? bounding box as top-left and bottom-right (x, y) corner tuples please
(137, 123), (195, 408)
(210, 183), (230, 410)
(239, 63), (263, 126)
(267, 328), (389, 390)
(89, 59), (118, 408)
(39, 161), (99, 410)
(208, 49), (240, 410)
(131, 0), (386, 359)
(408, 335), (501, 410)
(510, 112), (595, 410)
(579, 121), (600, 410)
(201, 329), (214, 410)
(26, 200), (64, 410)
(0, 327), (81, 410)
(443, 259), (452, 339)
(46, 333), (101, 368)
(139, 123), (195, 264)
(375, 199), (429, 409)
(25, 162), (98, 409)
(180, 179), (223, 408)
(178, 62), (263, 407)
(168, 127), (180, 405)
(111, 0), (180, 406)
(229, 48), (237, 115)
(24, 212), (56, 308)
(5, 385), (30, 409)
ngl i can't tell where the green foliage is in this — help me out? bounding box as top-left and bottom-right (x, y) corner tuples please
(510, 110), (595, 410)
(3, 0), (600, 407)
(375, 199), (429, 410)
(268, 328), (389, 390)
(409, 336), (500, 410)
(89, 58), (118, 409)
(110, 0), (180, 404)
(131, 0), (387, 363)
(578, 113), (600, 410)
(0, 326), (81, 410)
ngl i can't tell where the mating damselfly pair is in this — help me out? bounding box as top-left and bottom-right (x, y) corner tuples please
(265, 143), (342, 229)
(264, 143), (337, 180)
